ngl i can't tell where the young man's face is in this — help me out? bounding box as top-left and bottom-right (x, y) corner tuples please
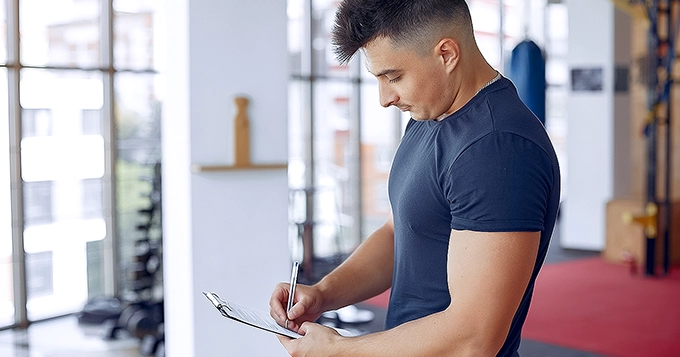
(363, 36), (453, 121)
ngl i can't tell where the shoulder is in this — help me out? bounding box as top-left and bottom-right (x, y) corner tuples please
(450, 131), (555, 183)
(445, 131), (557, 232)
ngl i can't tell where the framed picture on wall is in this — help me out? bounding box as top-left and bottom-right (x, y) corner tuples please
(571, 67), (603, 92)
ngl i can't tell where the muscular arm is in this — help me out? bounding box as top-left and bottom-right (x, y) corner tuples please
(280, 229), (539, 357)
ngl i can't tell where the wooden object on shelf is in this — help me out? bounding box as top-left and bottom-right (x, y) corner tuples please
(604, 198), (680, 268)
(234, 96), (251, 167)
(190, 95), (287, 173)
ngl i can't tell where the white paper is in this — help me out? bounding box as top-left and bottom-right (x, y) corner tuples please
(203, 291), (302, 339)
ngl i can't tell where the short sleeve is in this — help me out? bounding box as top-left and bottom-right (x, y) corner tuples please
(445, 132), (553, 232)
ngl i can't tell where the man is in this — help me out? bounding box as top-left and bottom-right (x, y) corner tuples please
(270, 0), (560, 356)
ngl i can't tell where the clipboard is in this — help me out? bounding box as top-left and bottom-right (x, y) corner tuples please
(203, 291), (302, 339)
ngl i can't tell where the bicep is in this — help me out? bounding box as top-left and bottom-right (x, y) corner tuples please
(445, 229), (539, 350)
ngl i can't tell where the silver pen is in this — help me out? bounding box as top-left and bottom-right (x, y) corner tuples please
(285, 261), (300, 329)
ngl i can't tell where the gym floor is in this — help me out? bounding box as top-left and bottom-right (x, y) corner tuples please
(0, 316), (144, 357)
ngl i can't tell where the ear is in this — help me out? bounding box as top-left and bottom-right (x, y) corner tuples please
(435, 38), (461, 73)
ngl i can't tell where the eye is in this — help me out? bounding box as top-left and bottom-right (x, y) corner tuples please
(387, 76), (400, 83)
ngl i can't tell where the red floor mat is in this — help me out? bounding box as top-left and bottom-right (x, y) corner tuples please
(523, 257), (680, 357)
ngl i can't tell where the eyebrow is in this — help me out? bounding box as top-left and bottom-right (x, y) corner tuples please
(368, 68), (400, 78)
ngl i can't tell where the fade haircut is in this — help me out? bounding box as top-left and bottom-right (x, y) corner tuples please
(331, 0), (475, 64)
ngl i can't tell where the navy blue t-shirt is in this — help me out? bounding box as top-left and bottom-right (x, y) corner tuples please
(386, 77), (560, 356)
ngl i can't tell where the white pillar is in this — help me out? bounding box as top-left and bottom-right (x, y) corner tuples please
(163, 1), (290, 356)
(562, 0), (615, 250)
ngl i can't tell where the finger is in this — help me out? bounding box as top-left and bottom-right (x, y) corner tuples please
(287, 294), (311, 321)
(287, 301), (302, 321)
(269, 284), (289, 323)
(285, 320), (302, 333)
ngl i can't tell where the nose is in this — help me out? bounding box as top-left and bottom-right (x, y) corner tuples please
(378, 83), (398, 108)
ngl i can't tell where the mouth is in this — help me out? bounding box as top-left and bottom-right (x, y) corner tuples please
(396, 106), (410, 112)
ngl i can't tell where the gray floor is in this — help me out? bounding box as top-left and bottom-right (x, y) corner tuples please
(519, 339), (605, 357)
(0, 316), (143, 357)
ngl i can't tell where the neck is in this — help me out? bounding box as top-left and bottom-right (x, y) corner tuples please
(436, 53), (498, 121)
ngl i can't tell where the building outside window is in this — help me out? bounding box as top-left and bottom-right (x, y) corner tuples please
(1, 0), (164, 328)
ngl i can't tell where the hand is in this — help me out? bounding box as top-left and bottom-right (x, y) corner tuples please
(277, 322), (343, 357)
(269, 282), (325, 333)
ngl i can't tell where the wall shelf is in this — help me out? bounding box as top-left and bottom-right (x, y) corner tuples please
(190, 163), (287, 173)
(190, 96), (288, 173)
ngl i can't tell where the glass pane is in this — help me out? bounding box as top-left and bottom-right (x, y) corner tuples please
(20, 69), (106, 320)
(360, 83), (399, 239)
(114, 73), (162, 301)
(20, 0), (100, 68)
(469, 0), (501, 69)
(312, 81), (353, 258)
(288, 0), (304, 76)
(288, 80), (305, 262)
(0, 69), (12, 327)
(288, 0), (350, 77)
(311, 0), (349, 78)
(113, 0), (163, 71)
(502, 0), (524, 57)
(288, 80), (356, 281)
(0, 0), (7, 64)
(288, 81), (305, 167)
(545, 3), (568, 198)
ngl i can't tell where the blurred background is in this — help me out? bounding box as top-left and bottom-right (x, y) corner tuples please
(1, 0), (678, 356)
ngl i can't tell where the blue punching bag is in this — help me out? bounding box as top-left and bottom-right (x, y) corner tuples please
(507, 40), (546, 125)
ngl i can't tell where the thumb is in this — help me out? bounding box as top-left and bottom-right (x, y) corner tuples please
(288, 300), (304, 320)
(298, 321), (313, 336)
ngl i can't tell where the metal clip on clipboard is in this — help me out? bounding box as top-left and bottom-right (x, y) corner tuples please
(204, 291), (233, 315)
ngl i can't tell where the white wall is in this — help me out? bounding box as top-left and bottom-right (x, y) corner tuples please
(562, 0), (614, 250)
(163, 1), (290, 356)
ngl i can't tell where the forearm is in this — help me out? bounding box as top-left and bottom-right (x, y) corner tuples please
(333, 308), (504, 357)
(314, 219), (394, 311)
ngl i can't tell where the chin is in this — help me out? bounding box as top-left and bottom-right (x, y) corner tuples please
(408, 109), (437, 121)
(407, 111), (421, 120)
(410, 114), (433, 121)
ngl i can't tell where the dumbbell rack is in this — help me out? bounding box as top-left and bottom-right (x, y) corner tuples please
(107, 163), (165, 356)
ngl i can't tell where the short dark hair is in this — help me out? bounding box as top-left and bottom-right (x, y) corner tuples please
(331, 0), (474, 64)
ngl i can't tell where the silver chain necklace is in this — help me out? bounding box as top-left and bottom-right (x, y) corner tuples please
(474, 71), (501, 97)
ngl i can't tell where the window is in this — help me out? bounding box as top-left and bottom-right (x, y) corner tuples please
(82, 178), (103, 220)
(22, 181), (53, 225)
(25, 251), (53, 299)
(21, 109), (52, 138)
(288, 0), (404, 282)
(2, 0), (163, 328)
(82, 109), (102, 136)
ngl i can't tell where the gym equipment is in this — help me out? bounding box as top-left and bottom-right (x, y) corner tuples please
(621, 0), (676, 276)
(507, 39), (546, 125)
(80, 162), (164, 356)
